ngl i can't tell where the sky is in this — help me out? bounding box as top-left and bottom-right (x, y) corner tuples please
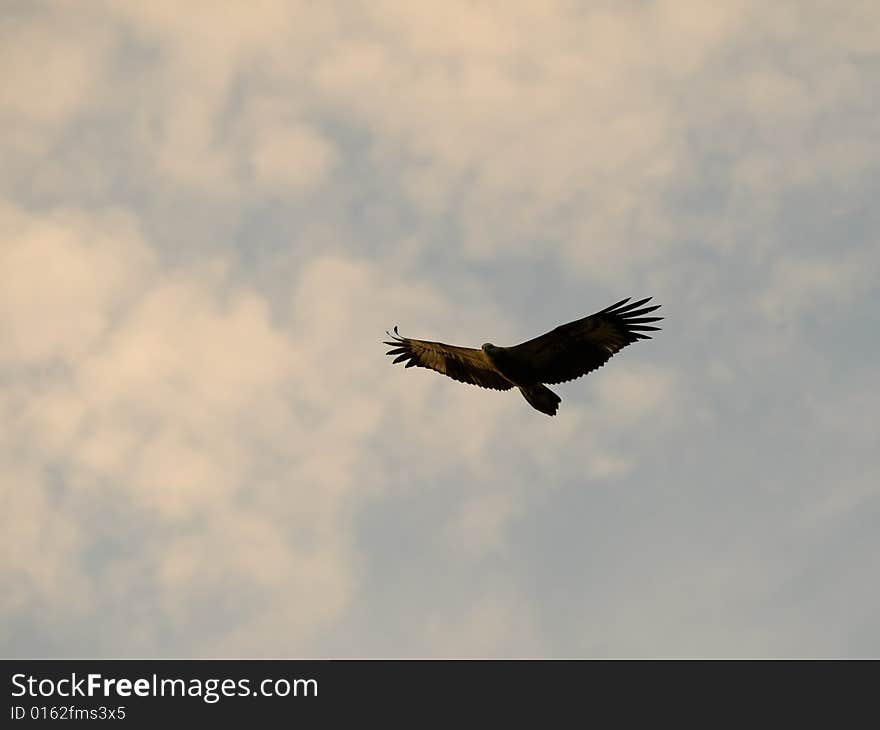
(2, 0), (879, 658)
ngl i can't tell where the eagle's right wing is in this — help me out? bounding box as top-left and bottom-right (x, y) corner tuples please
(384, 327), (514, 391)
(506, 297), (662, 385)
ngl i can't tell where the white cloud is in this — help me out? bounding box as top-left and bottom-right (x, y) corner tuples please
(0, 463), (90, 623)
(248, 121), (338, 191)
(445, 489), (522, 557)
(0, 200), (549, 653)
(0, 14), (113, 127)
(0, 204), (153, 365)
(423, 583), (543, 657)
(0, 205), (367, 651)
(758, 252), (878, 323)
(7, 1), (876, 274)
(596, 366), (678, 426)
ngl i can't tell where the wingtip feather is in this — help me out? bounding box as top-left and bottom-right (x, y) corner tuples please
(601, 297), (631, 313)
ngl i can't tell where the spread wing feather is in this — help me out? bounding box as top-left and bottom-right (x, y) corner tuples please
(384, 327), (514, 391)
(507, 297), (663, 385)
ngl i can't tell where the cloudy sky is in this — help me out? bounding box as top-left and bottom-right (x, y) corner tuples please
(2, 1), (878, 658)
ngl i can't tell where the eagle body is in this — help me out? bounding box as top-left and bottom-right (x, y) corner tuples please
(480, 344), (537, 385)
(385, 297), (662, 416)
(482, 344), (562, 416)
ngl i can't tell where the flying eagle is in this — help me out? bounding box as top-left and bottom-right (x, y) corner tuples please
(384, 297), (662, 416)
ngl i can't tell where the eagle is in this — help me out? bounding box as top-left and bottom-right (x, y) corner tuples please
(384, 297), (662, 416)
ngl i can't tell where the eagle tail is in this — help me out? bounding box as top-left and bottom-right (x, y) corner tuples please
(519, 384), (561, 416)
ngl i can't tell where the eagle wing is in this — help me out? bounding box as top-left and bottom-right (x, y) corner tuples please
(507, 297), (663, 385)
(384, 327), (514, 391)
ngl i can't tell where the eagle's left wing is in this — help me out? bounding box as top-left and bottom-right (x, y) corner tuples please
(507, 297), (662, 385)
(384, 327), (514, 391)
